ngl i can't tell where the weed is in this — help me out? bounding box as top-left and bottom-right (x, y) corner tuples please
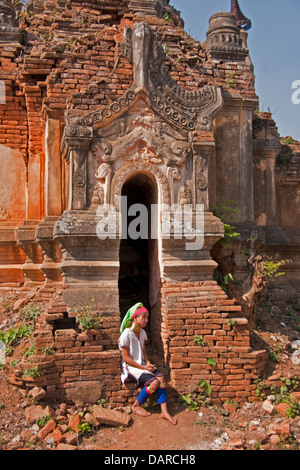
(285, 400), (300, 419)
(269, 345), (282, 362)
(228, 74), (235, 88)
(224, 399), (238, 408)
(207, 358), (216, 369)
(9, 359), (20, 367)
(261, 258), (291, 282)
(277, 435), (299, 450)
(0, 432), (6, 449)
(210, 200), (241, 249)
(21, 303), (41, 324)
(23, 367), (44, 378)
(0, 325), (33, 348)
(1, 301), (13, 313)
(180, 379), (212, 410)
(213, 270), (237, 294)
(256, 375), (299, 404)
(78, 422), (92, 436)
(193, 335), (208, 347)
(196, 419), (206, 427)
(41, 347), (55, 356)
(283, 136), (293, 145)
(36, 415), (51, 427)
(96, 398), (107, 408)
(254, 377), (266, 401)
(22, 341), (36, 358)
(74, 299), (103, 331)
(164, 13), (173, 24)
(227, 319), (238, 327)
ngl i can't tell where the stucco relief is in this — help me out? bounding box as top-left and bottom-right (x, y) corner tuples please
(111, 162), (171, 210)
(89, 97), (192, 211)
(62, 20), (223, 212)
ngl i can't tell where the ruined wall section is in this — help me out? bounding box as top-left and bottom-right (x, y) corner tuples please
(0, 42), (28, 286)
(6, 280), (267, 405)
(276, 139), (300, 229)
(0, 44), (27, 161)
(19, 3), (257, 120)
(0, 2), (259, 288)
(0, 2), (273, 405)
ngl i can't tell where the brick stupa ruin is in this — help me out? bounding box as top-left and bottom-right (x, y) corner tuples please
(0, 0), (299, 405)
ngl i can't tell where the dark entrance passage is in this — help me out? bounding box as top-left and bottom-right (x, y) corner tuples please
(118, 172), (159, 325)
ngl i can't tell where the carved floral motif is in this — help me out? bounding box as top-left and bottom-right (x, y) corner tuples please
(111, 162), (171, 209)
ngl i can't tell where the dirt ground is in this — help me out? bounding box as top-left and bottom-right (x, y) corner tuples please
(0, 284), (300, 451)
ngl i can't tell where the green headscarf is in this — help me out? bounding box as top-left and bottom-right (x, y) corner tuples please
(120, 302), (145, 334)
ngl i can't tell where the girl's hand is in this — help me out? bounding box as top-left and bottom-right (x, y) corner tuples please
(145, 362), (155, 373)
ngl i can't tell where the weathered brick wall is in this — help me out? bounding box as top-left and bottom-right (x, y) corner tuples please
(0, 45), (28, 156)
(7, 282), (267, 405)
(154, 280), (268, 404)
(1, 1), (259, 229)
(276, 141), (300, 229)
(0, 1), (297, 406)
(7, 286), (123, 403)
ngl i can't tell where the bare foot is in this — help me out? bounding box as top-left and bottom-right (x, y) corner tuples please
(160, 410), (177, 425)
(132, 403), (151, 417)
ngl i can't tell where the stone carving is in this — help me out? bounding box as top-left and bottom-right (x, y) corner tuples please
(167, 165), (181, 206)
(177, 185), (192, 207)
(196, 155), (208, 191)
(119, 22), (223, 132)
(224, 111), (239, 125)
(71, 141), (92, 210)
(95, 163), (113, 205)
(133, 113), (155, 132)
(120, 24), (133, 63)
(193, 153), (209, 210)
(197, 176), (207, 191)
(74, 168), (86, 187)
(136, 145), (162, 165)
(111, 162), (170, 209)
(64, 125), (93, 139)
(92, 118), (190, 169)
(62, 21), (223, 213)
(92, 140), (113, 164)
(91, 184), (104, 207)
(72, 90), (136, 128)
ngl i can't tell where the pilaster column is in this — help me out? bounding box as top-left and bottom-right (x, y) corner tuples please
(192, 141), (217, 211)
(215, 94), (258, 222)
(45, 118), (63, 216)
(63, 125), (93, 211)
(265, 150), (278, 226)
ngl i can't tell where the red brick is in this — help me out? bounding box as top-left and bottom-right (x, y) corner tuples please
(92, 406), (131, 428)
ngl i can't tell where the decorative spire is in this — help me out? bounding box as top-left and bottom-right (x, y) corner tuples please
(230, 0), (251, 31)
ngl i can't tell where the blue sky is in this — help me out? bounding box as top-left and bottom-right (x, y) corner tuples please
(171, 0), (300, 141)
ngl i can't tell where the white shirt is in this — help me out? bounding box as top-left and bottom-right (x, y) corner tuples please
(118, 328), (148, 384)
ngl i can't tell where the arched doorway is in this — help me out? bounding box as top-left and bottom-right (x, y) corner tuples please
(118, 172), (160, 338)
